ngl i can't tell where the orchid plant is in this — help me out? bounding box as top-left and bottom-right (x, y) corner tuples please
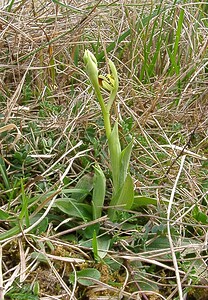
(83, 50), (134, 221)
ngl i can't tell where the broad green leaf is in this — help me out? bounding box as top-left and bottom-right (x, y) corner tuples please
(92, 165), (106, 219)
(72, 174), (94, 202)
(61, 188), (93, 194)
(137, 281), (159, 293)
(69, 268), (101, 286)
(96, 235), (111, 259)
(108, 174), (134, 220)
(83, 223), (100, 239)
(133, 196), (158, 208)
(92, 231), (111, 260)
(55, 198), (92, 221)
(108, 122), (121, 193)
(119, 140), (133, 187)
(146, 236), (170, 251)
(31, 215), (48, 234)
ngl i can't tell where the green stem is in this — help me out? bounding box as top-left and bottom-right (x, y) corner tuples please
(103, 111), (111, 140)
(95, 88), (111, 139)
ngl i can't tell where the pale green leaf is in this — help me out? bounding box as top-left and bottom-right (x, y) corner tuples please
(55, 198), (92, 221)
(92, 165), (106, 219)
(108, 121), (121, 193)
(109, 174), (134, 220)
(133, 196), (158, 208)
(69, 268), (101, 286)
(96, 235), (111, 259)
(72, 174), (94, 202)
(92, 231), (111, 260)
(119, 140), (133, 187)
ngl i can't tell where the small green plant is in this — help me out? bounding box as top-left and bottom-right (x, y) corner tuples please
(83, 50), (134, 221)
(5, 284), (39, 300)
(69, 267), (101, 287)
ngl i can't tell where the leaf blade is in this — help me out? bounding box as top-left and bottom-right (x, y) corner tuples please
(108, 174), (134, 220)
(108, 121), (121, 193)
(92, 165), (106, 220)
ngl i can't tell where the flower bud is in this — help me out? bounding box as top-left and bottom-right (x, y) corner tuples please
(83, 50), (99, 90)
(108, 60), (118, 95)
(106, 59), (119, 111)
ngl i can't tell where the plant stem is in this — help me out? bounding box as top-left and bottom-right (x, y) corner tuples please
(95, 88), (112, 139)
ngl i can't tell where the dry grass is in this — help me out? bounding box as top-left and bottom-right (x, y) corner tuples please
(0, 1), (208, 300)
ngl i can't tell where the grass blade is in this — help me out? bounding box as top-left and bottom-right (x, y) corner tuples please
(19, 179), (30, 228)
(97, 7), (164, 62)
(169, 8), (185, 75)
(0, 158), (10, 190)
(173, 8), (185, 58)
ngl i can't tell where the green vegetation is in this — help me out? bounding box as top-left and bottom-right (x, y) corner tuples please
(83, 49), (134, 221)
(0, 1), (207, 300)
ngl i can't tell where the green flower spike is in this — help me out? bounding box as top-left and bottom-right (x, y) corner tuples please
(83, 50), (111, 139)
(106, 59), (118, 112)
(84, 50), (134, 222)
(98, 60), (119, 112)
(84, 50), (119, 114)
